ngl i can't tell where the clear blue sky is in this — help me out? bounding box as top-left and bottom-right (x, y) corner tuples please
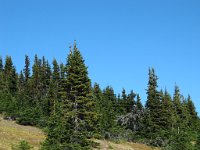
(1, 0), (200, 114)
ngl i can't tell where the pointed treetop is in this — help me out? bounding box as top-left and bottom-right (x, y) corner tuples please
(0, 56), (3, 72)
(74, 40), (77, 50)
(69, 45), (73, 54)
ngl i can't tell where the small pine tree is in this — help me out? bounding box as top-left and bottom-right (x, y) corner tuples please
(12, 140), (33, 150)
(126, 90), (136, 113)
(136, 94), (143, 110)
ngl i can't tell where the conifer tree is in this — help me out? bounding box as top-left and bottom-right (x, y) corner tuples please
(16, 71), (27, 112)
(0, 56), (4, 91)
(60, 63), (65, 79)
(44, 59), (60, 117)
(23, 55), (30, 82)
(126, 90), (136, 113)
(4, 56), (17, 94)
(122, 88), (127, 101)
(31, 55), (40, 102)
(144, 68), (161, 135)
(40, 57), (51, 99)
(52, 59), (60, 81)
(119, 88), (127, 114)
(100, 86), (118, 138)
(18, 71), (25, 93)
(173, 85), (184, 133)
(0, 56), (3, 72)
(22, 55), (31, 105)
(187, 95), (197, 124)
(56, 43), (99, 149)
(136, 94), (143, 110)
(92, 83), (103, 134)
(160, 89), (174, 130)
(93, 83), (103, 114)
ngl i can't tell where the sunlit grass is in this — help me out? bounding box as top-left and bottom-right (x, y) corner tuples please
(0, 115), (160, 150)
(0, 116), (45, 150)
(93, 139), (160, 150)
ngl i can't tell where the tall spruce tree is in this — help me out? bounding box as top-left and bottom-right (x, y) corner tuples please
(144, 68), (161, 136)
(49, 43), (99, 149)
(92, 83), (103, 134)
(23, 55), (30, 82)
(31, 55), (40, 103)
(4, 56), (17, 95)
(0, 57), (4, 92)
(173, 85), (183, 133)
(0, 56), (3, 72)
(45, 59), (60, 116)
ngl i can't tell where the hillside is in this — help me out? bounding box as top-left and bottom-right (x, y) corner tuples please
(0, 46), (199, 149)
(0, 116), (45, 150)
(93, 139), (159, 150)
(0, 116), (160, 150)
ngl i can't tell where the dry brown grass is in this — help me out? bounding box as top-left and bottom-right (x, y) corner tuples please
(0, 115), (160, 150)
(0, 116), (45, 150)
(93, 139), (160, 150)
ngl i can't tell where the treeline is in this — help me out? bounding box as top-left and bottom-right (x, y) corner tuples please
(0, 43), (200, 150)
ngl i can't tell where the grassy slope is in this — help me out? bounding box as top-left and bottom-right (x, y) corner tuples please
(93, 139), (160, 150)
(0, 116), (159, 150)
(0, 116), (45, 150)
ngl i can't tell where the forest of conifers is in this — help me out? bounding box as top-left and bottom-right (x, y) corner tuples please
(0, 43), (200, 150)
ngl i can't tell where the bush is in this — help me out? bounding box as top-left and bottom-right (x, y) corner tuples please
(12, 140), (33, 150)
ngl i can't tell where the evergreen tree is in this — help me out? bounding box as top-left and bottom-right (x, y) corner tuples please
(126, 90), (136, 113)
(144, 68), (161, 135)
(187, 95), (198, 126)
(23, 55), (30, 82)
(0, 56), (5, 92)
(92, 83), (103, 134)
(22, 55), (31, 106)
(160, 89), (174, 130)
(122, 88), (127, 101)
(136, 94), (143, 110)
(17, 71), (25, 107)
(52, 59), (60, 81)
(59, 63), (65, 79)
(43, 59), (60, 117)
(45, 43), (99, 149)
(0, 56), (3, 72)
(120, 88), (127, 114)
(31, 55), (40, 102)
(40, 57), (51, 98)
(49, 59), (60, 115)
(18, 71), (25, 91)
(4, 56), (18, 95)
(173, 85), (186, 133)
(93, 83), (102, 114)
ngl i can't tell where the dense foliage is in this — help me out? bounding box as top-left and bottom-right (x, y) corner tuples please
(0, 43), (199, 149)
